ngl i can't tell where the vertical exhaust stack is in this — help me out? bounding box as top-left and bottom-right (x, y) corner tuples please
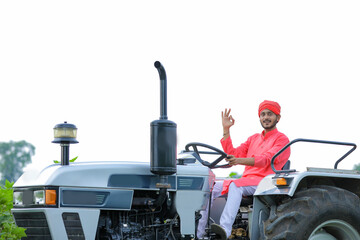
(150, 61), (177, 177)
(150, 61), (177, 209)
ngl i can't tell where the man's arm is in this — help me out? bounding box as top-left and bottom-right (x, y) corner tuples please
(226, 156), (255, 166)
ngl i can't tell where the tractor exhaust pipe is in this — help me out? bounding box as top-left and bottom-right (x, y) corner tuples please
(154, 61), (168, 120)
(150, 61), (177, 210)
(150, 61), (177, 176)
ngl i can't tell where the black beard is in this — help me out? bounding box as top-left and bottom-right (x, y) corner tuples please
(261, 120), (278, 130)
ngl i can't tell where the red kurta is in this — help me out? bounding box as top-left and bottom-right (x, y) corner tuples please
(220, 128), (290, 194)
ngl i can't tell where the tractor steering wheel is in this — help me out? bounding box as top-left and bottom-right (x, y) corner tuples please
(184, 142), (231, 169)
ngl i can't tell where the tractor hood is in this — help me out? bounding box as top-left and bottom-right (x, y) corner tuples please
(14, 161), (212, 189)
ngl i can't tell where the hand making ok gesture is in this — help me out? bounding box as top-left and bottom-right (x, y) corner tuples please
(221, 108), (235, 132)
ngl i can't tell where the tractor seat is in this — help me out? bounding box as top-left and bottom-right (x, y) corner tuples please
(240, 160), (291, 207)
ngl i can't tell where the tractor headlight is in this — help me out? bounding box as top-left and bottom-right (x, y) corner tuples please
(13, 191), (24, 206)
(33, 189), (57, 206)
(12, 188), (58, 208)
(34, 190), (45, 204)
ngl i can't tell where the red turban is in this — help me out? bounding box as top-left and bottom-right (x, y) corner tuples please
(258, 100), (281, 116)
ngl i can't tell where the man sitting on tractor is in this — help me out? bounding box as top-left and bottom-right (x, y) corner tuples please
(197, 100), (291, 239)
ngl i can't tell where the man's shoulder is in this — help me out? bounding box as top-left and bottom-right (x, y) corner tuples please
(275, 129), (287, 136)
(274, 130), (290, 142)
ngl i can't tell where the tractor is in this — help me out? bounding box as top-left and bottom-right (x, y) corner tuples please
(11, 62), (360, 240)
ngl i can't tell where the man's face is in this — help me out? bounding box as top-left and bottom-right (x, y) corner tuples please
(260, 109), (280, 130)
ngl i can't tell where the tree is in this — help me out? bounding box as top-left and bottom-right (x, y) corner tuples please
(353, 163), (360, 171)
(0, 140), (35, 185)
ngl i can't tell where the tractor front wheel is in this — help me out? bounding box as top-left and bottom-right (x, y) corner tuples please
(263, 185), (360, 240)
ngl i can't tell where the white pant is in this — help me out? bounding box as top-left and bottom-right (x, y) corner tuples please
(197, 181), (257, 238)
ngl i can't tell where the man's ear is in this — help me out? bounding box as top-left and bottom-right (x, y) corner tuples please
(277, 114), (281, 122)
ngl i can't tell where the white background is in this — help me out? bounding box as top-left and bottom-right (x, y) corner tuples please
(0, 0), (359, 177)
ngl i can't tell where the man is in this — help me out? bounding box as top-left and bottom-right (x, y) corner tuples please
(197, 100), (291, 239)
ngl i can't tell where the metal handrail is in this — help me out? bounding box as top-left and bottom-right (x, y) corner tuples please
(271, 138), (357, 174)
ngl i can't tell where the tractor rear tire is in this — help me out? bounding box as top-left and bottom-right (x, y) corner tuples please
(263, 185), (360, 240)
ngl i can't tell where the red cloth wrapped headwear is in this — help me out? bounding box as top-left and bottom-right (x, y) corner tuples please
(258, 100), (281, 116)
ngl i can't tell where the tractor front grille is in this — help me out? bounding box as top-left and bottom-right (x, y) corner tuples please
(12, 212), (51, 240)
(62, 213), (85, 240)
